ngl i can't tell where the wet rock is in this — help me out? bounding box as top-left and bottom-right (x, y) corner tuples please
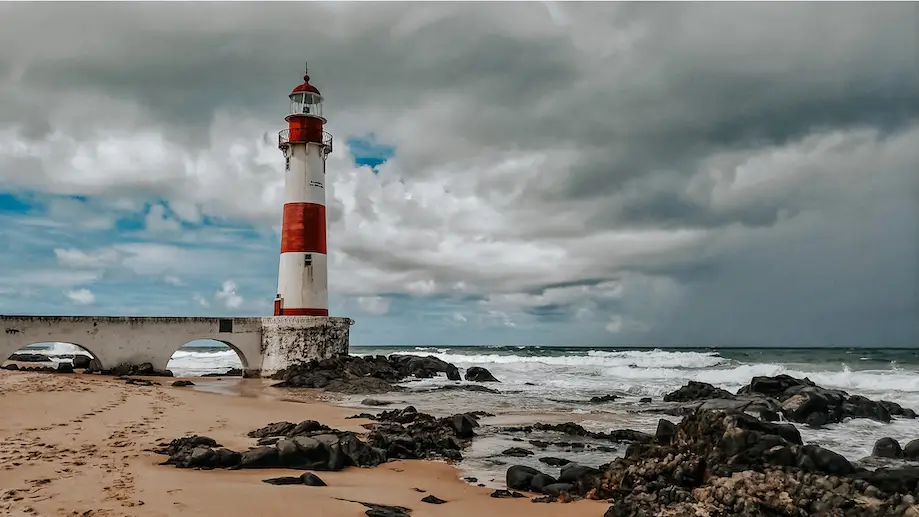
(7, 353), (49, 362)
(272, 354), (461, 394)
(502, 447), (534, 457)
(339, 500), (413, 517)
(872, 437), (903, 458)
(55, 362), (74, 374)
(108, 362), (173, 377)
(663, 381), (735, 402)
(71, 355), (92, 369)
(738, 374), (908, 426)
(904, 439), (919, 460)
(490, 489), (525, 498)
(171, 380), (195, 387)
(530, 473), (558, 493)
(420, 495), (446, 504)
(542, 483), (574, 497)
(262, 473), (326, 486)
(464, 366), (499, 383)
(589, 395), (619, 403)
(507, 465), (542, 490)
(539, 456), (572, 467)
(655, 419), (677, 444)
(639, 397), (652, 403)
(425, 384), (500, 394)
(361, 399), (394, 406)
(503, 422), (652, 444)
(558, 463), (600, 484)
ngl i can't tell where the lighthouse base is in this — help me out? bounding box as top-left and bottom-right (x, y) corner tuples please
(259, 316), (353, 377)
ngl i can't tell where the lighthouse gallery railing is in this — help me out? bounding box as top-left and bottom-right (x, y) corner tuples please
(278, 129), (333, 155)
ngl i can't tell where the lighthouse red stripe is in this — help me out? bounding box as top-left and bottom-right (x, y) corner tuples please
(280, 202), (327, 254)
(279, 308), (329, 316)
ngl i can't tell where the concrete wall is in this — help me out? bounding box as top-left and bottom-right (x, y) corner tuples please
(260, 316), (353, 377)
(0, 315), (353, 377)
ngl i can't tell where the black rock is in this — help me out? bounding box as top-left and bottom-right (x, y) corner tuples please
(507, 465), (542, 490)
(56, 362), (74, 374)
(262, 476), (303, 485)
(341, 500), (413, 517)
(172, 380), (195, 387)
(539, 456), (572, 467)
(490, 489), (526, 499)
(361, 398), (394, 406)
(72, 355), (92, 369)
(502, 447), (534, 457)
(663, 381), (735, 402)
(639, 397), (652, 403)
(904, 439), (919, 460)
(530, 473), (558, 493)
(541, 483), (574, 497)
(872, 437), (902, 458)
(420, 495), (446, 504)
(464, 366), (499, 383)
(589, 394), (619, 403)
(425, 384), (500, 394)
(655, 419), (677, 445)
(558, 463), (600, 484)
(272, 354), (461, 394)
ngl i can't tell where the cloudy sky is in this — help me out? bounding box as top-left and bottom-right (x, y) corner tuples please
(0, 2), (916, 347)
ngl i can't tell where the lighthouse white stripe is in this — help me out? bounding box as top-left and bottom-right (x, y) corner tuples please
(276, 252), (328, 310)
(284, 143), (327, 205)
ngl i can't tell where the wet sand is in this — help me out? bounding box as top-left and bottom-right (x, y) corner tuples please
(0, 371), (604, 517)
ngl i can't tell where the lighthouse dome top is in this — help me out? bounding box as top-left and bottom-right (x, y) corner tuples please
(291, 73), (321, 96)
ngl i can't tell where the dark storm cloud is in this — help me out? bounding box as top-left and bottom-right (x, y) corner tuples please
(0, 2), (916, 344)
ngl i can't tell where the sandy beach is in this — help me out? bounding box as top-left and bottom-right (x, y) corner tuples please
(0, 370), (603, 517)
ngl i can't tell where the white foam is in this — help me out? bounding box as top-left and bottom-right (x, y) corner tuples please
(167, 349), (243, 377)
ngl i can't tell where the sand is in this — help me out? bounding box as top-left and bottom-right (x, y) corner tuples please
(0, 371), (604, 517)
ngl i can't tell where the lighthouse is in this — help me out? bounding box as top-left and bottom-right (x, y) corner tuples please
(274, 66), (333, 316)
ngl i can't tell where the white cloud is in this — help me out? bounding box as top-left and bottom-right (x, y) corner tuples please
(452, 312), (467, 323)
(65, 288), (95, 305)
(356, 296), (391, 315)
(193, 293), (210, 308)
(4, 270), (102, 288)
(215, 280), (244, 309)
(54, 248), (121, 269)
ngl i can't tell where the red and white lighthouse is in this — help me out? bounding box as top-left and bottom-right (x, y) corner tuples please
(274, 66), (333, 316)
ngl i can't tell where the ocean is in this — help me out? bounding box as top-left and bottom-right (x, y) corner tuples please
(12, 343), (919, 486)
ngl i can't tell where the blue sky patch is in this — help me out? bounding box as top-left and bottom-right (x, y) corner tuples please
(346, 133), (395, 172)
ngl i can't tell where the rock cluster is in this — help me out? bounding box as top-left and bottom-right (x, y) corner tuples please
(156, 409), (481, 473)
(872, 437), (919, 460)
(88, 362), (174, 377)
(270, 354), (504, 394)
(533, 409), (919, 516)
(270, 354), (464, 394)
(502, 422), (652, 444)
(662, 375), (916, 427)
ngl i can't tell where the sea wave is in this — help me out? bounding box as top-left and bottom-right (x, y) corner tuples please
(364, 348), (727, 370)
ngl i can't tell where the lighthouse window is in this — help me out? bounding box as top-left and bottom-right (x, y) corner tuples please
(304, 254), (312, 267)
(290, 93), (322, 118)
(285, 156), (290, 171)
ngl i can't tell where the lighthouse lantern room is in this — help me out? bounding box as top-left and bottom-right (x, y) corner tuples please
(275, 65), (333, 317)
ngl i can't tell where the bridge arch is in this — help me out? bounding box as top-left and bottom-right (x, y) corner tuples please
(2, 341), (102, 370)
(166, 339), (248, 377)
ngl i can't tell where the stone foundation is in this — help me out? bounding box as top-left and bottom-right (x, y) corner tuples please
(259, 316), (353, 377)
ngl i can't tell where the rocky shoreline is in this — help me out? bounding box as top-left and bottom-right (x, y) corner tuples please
(150, 362), (919, 516)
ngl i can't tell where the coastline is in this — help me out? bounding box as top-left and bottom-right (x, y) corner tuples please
(0, 371), (602, 517)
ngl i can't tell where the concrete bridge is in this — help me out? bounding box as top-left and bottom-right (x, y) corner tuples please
(0, 315), (353, 377)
